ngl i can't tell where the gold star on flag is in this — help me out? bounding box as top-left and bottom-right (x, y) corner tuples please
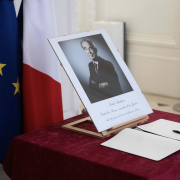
(12, 78), (20, 95)
(0, 62), (6, 76)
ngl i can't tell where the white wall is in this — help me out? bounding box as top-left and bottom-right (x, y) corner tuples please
(78, 0), (180, 99)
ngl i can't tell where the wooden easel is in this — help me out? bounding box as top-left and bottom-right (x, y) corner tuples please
(62, 115), (149, 139)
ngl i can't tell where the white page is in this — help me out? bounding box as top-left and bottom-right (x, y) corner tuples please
(138, 119), (180, 141)
(101, 128), (180, 161)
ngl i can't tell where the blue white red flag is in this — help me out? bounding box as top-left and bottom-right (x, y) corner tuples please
(18, 0), (63, 132)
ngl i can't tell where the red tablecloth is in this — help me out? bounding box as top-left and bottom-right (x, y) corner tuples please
(3, 110), (180, 180)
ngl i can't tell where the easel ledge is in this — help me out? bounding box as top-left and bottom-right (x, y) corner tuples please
(62, 115), (149, 139)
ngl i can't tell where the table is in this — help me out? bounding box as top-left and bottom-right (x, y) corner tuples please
(3, 110), (180, 180)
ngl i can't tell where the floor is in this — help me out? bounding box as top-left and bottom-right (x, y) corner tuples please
(1, 93), (180, 180)
(0, 164), (10, 180)
(143, 93), (180, 115)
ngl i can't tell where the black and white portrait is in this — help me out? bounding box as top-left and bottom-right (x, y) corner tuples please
(49, 29), (152, 132)
(59, 34), (133, 103)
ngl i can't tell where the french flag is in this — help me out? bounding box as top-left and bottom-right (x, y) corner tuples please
(18, 0), (63, 132)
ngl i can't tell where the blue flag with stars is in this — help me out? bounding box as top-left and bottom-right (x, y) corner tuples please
(0, 0), (22, 163)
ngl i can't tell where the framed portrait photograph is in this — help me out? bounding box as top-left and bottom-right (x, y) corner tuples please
(49, 29), (152, 132)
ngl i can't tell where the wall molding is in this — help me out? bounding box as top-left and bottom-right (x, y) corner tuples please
(127, 52), (180, 62)
(126, 33), (179, 48)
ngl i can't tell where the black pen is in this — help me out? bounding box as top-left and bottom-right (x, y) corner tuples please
(173, 130), (180, 134)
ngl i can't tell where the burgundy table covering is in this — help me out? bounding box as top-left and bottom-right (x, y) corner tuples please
(3, 110), (180, 180)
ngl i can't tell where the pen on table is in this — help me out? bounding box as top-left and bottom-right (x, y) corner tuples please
(172, 130), (180, 134)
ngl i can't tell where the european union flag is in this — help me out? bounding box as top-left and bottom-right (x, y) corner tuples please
(0, 0), (22, 163)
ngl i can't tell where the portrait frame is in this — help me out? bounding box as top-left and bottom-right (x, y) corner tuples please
(49, 29), (152, 132)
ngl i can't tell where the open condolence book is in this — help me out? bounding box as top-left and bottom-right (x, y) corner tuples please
(101, 119), (180, 161)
